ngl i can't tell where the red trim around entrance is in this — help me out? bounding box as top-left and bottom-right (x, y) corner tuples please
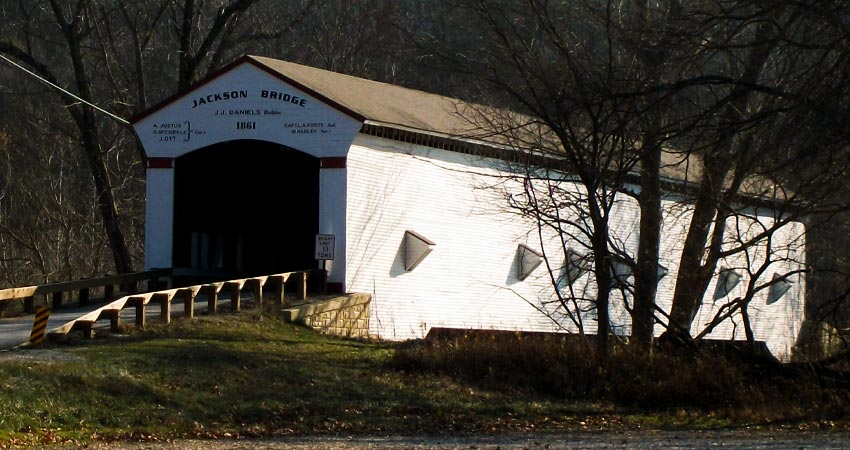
(146, 157), (174, 169)
(320, 157), (346, 169)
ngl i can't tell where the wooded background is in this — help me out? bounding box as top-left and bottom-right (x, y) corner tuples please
(1, 0), (848, 359)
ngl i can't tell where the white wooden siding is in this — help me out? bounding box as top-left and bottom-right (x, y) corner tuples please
(346, 136), (561, 340)
(345, 134), (805, 360)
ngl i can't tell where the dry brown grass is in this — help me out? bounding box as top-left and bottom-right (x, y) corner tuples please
(390, 328), (850, 425)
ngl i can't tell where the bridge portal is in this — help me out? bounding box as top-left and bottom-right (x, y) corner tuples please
(172, 140), (319, 281)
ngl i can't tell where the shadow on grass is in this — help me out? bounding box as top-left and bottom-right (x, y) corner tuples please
(17, 315), (560, 438)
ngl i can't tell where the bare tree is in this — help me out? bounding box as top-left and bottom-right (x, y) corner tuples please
(415, 0), (696, 356)
(415, 0), (850, 359)
(662, 1), (850, 348)
(0, 1), (135, 274)
(0, 0), (315, 280)
(0, 80), (112, 284)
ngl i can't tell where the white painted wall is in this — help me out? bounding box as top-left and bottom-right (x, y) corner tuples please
(145, 168), (175, 270)
(346, 135), (561, 340)
(319, 167), (347, 285)
(345, 134), (806, 360)
(686, 206), (807, 361)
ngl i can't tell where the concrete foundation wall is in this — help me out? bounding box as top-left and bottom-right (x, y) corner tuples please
(284, 294), (371, 339)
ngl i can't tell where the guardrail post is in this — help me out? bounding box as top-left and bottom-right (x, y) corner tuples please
(247, 278), (264, 311)
(225, 281), (244, 312)
(147, 277), (168, 292)
(79, 321), (95, 339)
(28, 306), (50, 344)
(271, 275), (287, 305)
(79, 288), (90, 306)
(103, 309), (121, 332)
(209, 287), (218, 315)
(130, 296), (146, 328)
(155, 293), (171, 324)
(52, 292), (63, 309)
(298, 271), (307, 301)
(182, 288), (197, 319)
(104, 285), (115, 301)
(203, 285), (219, 315)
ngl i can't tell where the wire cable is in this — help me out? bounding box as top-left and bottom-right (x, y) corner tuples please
(0, 53), (130, 125)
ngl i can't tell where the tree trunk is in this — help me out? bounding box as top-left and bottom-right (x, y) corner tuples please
(667, 154), (729, 336)
(593, 234), (611, 358)
(588, 191), (611, 358)
(632, 144), (662, 351)
(53, 0), (134, 274)
(665, 9), (780, 339)
(629, 0), (677, 353)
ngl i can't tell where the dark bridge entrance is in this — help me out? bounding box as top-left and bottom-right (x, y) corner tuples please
(172, 140), (319, 282)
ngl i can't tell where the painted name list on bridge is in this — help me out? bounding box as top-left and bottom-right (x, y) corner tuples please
(149, 89), (340, 143)
(133, 63), (361, 159)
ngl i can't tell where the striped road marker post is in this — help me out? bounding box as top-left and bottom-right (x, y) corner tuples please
(29, 306), (50, 345)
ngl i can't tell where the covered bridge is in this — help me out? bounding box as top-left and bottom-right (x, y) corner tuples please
(131, 55), (806, 359)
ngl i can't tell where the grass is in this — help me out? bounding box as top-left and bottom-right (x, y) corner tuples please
(0, 309), (847, 447)
(391, 329), (850, 427)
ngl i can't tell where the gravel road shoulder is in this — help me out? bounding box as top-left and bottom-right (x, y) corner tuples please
(43, 430), (850, 449)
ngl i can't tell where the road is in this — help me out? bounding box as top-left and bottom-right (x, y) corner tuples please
(0, 303), (110, 349)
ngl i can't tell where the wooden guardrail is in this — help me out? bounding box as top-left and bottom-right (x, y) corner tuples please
(47, 269), (319, 340)
(0, 269), (172, 313)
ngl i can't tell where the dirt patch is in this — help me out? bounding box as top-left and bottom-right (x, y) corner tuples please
(0, 348), (84, 364)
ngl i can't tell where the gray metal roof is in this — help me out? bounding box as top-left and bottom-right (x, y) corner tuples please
(248, 55), (482, 138)
(247, 56), (721, 193)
